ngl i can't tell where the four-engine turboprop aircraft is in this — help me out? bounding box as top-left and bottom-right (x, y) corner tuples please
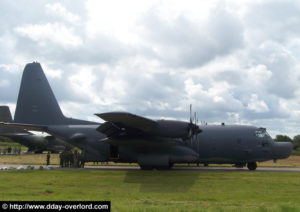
(0, 62), (293, 170)
(0, 106), (69, 153)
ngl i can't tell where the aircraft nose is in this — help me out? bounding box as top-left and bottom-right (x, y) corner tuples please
(272, 142), (293, 159)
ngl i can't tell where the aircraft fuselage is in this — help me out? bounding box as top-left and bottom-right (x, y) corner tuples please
(45, 123), (293, 169)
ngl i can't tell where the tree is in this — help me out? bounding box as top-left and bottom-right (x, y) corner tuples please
(274, 135), (292, 142)
(293, 135), (300, 150)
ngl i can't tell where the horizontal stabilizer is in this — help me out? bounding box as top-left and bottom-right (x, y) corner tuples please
(0, 122), (48, 132)
(0, 132), (32, 137)
(96, 112), (156, 133)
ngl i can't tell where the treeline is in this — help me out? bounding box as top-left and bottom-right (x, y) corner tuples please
(274, 135), (300, 150)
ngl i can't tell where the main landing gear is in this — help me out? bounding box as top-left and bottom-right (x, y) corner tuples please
(247, 162), (257, 171)
(235, 162), (257, 170)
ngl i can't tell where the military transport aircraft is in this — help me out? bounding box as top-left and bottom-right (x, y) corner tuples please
(0, 106), (69, 153)
(0, 62), (293, 170)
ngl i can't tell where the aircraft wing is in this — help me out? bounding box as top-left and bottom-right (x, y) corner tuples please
(0, 122), (48, 132)
(95, 112), (196, 148)
(95, 112), (156, 134)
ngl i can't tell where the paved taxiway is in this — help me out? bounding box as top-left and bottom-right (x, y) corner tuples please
(1, 164), (300, 172)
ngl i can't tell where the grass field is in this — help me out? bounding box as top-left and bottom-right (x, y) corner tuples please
(0, 169), (300, 211)
(1, 145), (300, 211)
(293, 149), (300, 156)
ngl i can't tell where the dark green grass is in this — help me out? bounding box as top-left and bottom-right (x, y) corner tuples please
(0, 170), (300, 211)
(292, 149), (300, 156)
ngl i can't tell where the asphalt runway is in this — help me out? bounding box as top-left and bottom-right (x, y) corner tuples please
(1, 164), (300, 172)
(88, 166), (300, 172)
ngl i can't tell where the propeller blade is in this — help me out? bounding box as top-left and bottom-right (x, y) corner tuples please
(190, 104), (193, 124)
(189, 128), (192, 137)
(187, 104), (201, 149)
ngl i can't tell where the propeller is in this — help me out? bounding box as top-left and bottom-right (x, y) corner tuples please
(188, 104), (201, 148)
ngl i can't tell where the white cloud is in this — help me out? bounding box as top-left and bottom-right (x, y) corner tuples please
(46, 3), (81, 25)
(68, 67), (99, 102)
(85, 0), (150, 44)
(43, 66), (62, 79)
(0, 64), (19, 73)
(247, 94), (269, 113)
(14, 23), (83, 48)
(141, 3), (244, 68)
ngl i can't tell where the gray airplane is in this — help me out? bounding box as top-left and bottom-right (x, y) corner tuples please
(0, 106), (69, 153)
(1, 62), (293, 170)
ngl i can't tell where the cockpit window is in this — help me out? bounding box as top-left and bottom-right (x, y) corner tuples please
(255, 128), (271, 138)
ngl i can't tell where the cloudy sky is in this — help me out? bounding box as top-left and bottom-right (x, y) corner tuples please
(1, 0), (300, 138)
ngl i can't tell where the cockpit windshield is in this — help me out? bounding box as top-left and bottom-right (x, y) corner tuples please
(255, 128), (271, 138)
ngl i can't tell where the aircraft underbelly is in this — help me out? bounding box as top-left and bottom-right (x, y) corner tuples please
(116, 145), (199, 164)
(137, 154), (169, 167)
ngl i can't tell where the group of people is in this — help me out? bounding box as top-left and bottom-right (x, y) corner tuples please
(59, 150), (85, 168)
(0, 146), (22, 155)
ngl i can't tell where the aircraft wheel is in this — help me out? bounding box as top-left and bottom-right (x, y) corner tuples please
(140, 165), (153, 170)
(247, 162), (257, 171)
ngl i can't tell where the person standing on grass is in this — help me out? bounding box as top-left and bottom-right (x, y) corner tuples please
(65, 150), (71, 168)
(70, 150), (74, 168)
(59, 151), (64, 168)
(46, 151), (50, 166)
(73, 150), (78, 168)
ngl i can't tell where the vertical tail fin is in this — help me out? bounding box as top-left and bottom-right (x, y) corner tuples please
(14, 62), (96, 126)
(0, 106), (13, 122)
(14, 62), (67, 125)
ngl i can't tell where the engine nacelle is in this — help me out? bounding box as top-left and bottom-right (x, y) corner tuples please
(149, 120), (201, 138)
